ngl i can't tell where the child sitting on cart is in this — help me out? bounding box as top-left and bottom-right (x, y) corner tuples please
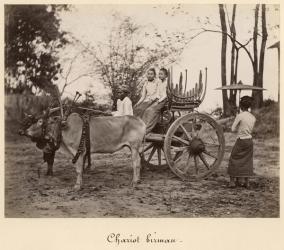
(134, 68), (168, 133)
(228, 96), (256, 188)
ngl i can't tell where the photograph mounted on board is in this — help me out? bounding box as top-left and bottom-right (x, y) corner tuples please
(4, 4), (280, 218)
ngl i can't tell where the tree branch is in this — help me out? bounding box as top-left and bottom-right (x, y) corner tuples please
(199, 28), (255, 66)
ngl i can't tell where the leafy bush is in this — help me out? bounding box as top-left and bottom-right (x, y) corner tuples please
(252, 102), (279, 139)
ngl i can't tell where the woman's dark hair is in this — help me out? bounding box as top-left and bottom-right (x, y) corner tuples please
(159, 67), (168, 77)
(148, 68), (156, 76)
(240, 96), (253, 110)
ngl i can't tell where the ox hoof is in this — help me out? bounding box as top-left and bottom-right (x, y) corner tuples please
(83, 166), (91, 173)
(46, 171), (53, 176)
(73, 184), (82, 191)
(131, 180), (141, 189)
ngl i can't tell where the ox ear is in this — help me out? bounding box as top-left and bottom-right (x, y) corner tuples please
(24, 112), (33, 118)
(43, 109), (50, 118)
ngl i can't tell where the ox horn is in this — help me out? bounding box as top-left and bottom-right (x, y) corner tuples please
(49, 107), (61, 114)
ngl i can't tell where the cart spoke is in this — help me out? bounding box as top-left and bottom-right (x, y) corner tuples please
(179, 124), (192, 141)
(203, 150), (217, 159)
(199, 153), (210, 170)
(171, 146), (188, 152)
(204, 142), (220, 147)
(208, 134), (218, 144)
(174, 148), (187, 164)
(192, 118), (196, 135)
(157, 148), (162, 167)
(197, 122), (205, 137)
(172, 135), (190, 146)
(147, 146), (156, 162)
(173, 151), (182, 161)
(183, 153), (192, 174)
(194, 155), (199, 174)
(192, 118), (201, 138)
(144, 143), (154, 152)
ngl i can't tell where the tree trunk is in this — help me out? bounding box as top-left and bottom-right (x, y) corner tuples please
(219, 4), (230, 117)
(277, 46), (280, 103)
(255, 4), (267, 108)
(229, 4), (237, 111)
(252, 4), (260, 106)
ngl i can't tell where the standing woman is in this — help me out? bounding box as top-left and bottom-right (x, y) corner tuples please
(228, 96), (256, 188)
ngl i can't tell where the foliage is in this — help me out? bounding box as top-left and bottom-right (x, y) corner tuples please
(252, 101), (279, 138)
(75, 14), (190, 104)
(80, 90), (96, 108)
(5, 5), (69, 93)
(263, 98), (277, 107)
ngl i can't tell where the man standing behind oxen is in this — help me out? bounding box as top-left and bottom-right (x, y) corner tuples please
(112, 85), (133, 117)
(134, 68), (168, 133)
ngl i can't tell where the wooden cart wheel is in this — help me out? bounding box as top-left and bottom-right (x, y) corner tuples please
(164, 113), (225, 180)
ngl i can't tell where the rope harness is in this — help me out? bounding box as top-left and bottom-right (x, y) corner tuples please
(72, 114), (90, 164)
(22, 106), (97, 166)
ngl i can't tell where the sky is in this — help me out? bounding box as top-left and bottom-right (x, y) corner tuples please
(57, 4), (280, 112)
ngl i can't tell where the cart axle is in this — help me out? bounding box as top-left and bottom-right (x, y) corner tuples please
(189, 138), (205, 155)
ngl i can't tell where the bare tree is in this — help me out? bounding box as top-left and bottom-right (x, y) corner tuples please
(252, 4), (260, 98)
(253, 4), (268, 108)
(192, 4), (269, 112)
(228, 5), (237, 109)
(58, 48), (96, 97)
(219, 4), (231, 117)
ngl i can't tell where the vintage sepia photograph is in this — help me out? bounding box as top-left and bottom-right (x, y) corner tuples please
(4, 4), (280, 218)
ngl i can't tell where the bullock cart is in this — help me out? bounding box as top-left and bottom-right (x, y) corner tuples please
(20, 67), (225, 183)
(142, 68), (225, 181)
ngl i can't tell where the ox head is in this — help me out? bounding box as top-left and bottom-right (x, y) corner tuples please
(19, 109), (63, 153)
(18, 113), (37, 136)
(25, 117), (45, 139)
(19, 110), (50, 139)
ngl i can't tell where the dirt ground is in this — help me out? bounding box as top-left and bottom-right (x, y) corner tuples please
(5, 122), (279, 218)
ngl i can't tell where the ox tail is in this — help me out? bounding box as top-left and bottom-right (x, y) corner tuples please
(140, 134), (146, 157)
(137, 117), (147, 156)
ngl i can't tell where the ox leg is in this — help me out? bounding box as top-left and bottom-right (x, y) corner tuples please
(45, 152), (55, 176)
(74, 155), (84, 191)
(130, 148), (141, 187)
(83, 151), (91, 172)
(46, 163), (53, 176)
(87, 151), (91, 170)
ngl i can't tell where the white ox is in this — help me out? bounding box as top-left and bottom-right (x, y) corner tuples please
(24, 113), (146, 190)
